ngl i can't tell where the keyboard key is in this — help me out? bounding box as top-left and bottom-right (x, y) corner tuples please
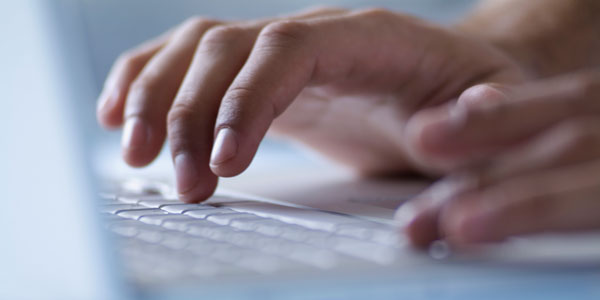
(185, 239), (221, 256)
(336, 224), (405, 247)
(162, 218), (209, 231)
(138, 199), (179, 208)
(281, 227), (331, 243)
(100, 204), (141, 214)
(186, 259), (232, 278)
(100, 213), (128, 222)
(136, 228), (165, 244)
(233, 252), (296, 274)
(206, 213), (262, 226)
(223, 202), (363, 231)
(160, 232), (190, 250)
(139, 214), (194, 226)
(117, 194), (166, 205)
(330, 237), (397, 265)
(227, 231), (278, 250)
(160, 204), (216, 214)
(120, 179), (170, 196)
(256, 220), (294, 237)
(184, 208), (236, 219)
(117, 208), (168, 220)
(187, 224), (235, 241)
(209, 245), (245, 263)
(270, 242), (339, 269)
(108, 222), (141, 237)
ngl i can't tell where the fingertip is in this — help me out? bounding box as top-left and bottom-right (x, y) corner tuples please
(396, 201), (441, 249)
(178, 176), (218, 203)
(96, 90), (125, 129)
(209, 127), (254, 177)
(456, 84), (511, 109)
(439, 196), (500, 245)
(122, 147), (155, 168)
(209, 127), (238, 165)
(174, 152), (219, 203)
(121, 117), (163, 167)
(404, 106), (461, 173)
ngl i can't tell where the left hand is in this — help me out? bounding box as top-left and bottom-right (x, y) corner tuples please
(397, 71), (600, 248)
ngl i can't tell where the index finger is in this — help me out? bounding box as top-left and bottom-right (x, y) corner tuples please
(209, 10), (408, 176)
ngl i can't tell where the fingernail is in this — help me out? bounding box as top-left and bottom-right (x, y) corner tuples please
(394, 201), (419, 228)
(210, 127), (238, 166)
(121, 117), (149, 149)
(174, 153), (199, 195)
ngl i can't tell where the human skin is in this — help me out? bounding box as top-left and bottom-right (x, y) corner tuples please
(97, 0), (600, 248)
(96, 7), (524, 203)
(399, 71), (600, 248)
(400, 0), (600, 248)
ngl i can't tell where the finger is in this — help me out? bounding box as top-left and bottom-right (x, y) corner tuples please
(397, 174), (479, 247)
(440, 160), (600, 245)
(397, 197), (442, 249)
(121, 18), (220, 167)
(469, 117), (600, 188)
(168, 7), (347, 202)
(96, 31), (171, 129)
(401, 116), (600, 247)
(410, 72), (600, 161)
(209, 9), (409, 177)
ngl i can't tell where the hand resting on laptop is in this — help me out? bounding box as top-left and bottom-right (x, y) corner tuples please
(399, 72), (600, 248)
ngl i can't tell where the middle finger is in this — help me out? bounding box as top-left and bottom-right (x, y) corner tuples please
(167, 7), (347, 202)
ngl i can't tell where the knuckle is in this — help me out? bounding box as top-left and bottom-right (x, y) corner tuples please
(129, 74), (159, 98)
(355, 8), (392, 19)
(258, 20), (311, 49)
(166, 103), (197, 152)
(181, 16), (220, 32)
(557, 119), (600, 150)
(116, 50), (145, 71)
(199, 25), (246, 53)
(301, 5), (344, 15)
(167, 102), (196, 128)
(222, 84), (281, 121)
(567, 72), (600, 110)
(125, 75), (162, 117)
(222, 86), (256, 117)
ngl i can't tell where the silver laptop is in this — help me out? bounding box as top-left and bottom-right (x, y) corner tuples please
(3, 1), (600, 299)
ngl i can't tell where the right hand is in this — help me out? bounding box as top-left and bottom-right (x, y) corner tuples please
(96, 7), (526, 202)
(398, 71), (600, 247)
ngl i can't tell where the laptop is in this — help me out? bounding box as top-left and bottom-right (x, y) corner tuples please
(3, 1), (600, 299)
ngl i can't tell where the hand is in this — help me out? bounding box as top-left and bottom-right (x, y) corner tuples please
(398, 71), (600, 248)
(96, 7), (525, 202)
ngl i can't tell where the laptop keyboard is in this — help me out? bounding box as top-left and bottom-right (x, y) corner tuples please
(100, 185), (407, 283)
